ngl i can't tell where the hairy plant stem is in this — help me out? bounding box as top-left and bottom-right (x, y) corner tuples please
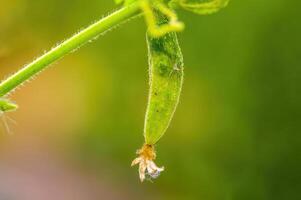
(0, 3), (141, 97)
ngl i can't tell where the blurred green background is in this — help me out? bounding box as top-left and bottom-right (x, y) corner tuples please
(0, 0), (300, 199)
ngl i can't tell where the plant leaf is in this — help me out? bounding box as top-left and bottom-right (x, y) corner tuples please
(171, 0), (229, 15)
(114, 0), (138, 5)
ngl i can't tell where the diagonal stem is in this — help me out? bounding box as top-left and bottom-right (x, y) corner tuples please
(0, 2), (141, 97)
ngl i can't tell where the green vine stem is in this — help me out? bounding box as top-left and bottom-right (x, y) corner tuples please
(0, 2), (141, 97)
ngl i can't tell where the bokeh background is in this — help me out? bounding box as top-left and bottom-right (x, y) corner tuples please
(0, 0), (300, 199)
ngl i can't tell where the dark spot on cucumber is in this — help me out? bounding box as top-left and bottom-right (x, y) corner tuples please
(153, 55), (172, 77)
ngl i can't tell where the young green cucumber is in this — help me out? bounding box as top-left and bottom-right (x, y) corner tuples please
(144, 31), (184, 145)
(0, 98), (18, 113)
(132, 23), (184, 182)
(0, 98), (18, 133)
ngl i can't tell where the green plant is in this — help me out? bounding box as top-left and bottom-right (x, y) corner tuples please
(0, 0), (229, 181)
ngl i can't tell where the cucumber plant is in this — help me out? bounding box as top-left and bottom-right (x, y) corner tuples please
(0, 0), (229, 182)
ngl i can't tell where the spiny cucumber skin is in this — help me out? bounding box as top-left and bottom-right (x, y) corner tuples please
(144, 31), (184, 145)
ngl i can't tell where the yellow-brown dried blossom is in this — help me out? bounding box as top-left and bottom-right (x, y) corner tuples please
(131, 144), (164, 182)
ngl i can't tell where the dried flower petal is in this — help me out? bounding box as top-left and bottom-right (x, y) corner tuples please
(131, 144), (164, 182)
